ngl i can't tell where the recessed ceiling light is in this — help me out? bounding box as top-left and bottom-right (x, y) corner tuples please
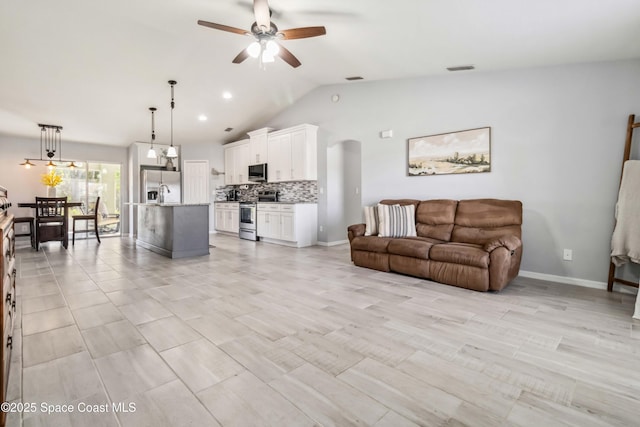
(222, 91), (233, 100)
(224, 127), (233, 132)
(198, 114), (208, 121)
(345, 76), (364, 81)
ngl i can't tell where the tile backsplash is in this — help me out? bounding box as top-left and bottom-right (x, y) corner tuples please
(216, 181), (318, 203)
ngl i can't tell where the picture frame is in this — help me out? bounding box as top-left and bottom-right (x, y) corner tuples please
(408, 127), (491, 176)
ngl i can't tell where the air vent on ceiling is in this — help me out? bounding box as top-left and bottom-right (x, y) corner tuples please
(447, 65), (475, 72)
(224, 127), (234, 132)
(345, 76), (364, 81)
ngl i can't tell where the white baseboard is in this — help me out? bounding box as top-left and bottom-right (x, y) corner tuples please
(317, 240), (349, 247)
(518, 270), (637, 294)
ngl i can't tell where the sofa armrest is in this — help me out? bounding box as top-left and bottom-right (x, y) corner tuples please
(348, 223), (366, 242)
(484, 235), (522, 253)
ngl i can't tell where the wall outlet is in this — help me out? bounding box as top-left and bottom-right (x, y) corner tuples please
(563, 249), (573, 261)
(319, 225), (323, 232)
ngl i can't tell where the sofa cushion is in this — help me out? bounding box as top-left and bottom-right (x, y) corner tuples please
(351, 236), (394, 253)
(378, 204), (417, 237)
(451, 199), (523, 245)
(387, 237), (441, 260)
(363, 205), (379, 236)
(415, 199), (457, 241)
(429, 242), (490, 268)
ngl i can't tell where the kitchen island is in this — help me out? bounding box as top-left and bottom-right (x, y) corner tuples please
(136, 203), (210, 258)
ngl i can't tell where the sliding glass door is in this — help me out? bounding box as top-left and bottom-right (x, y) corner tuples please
(55, 162), (121, 237)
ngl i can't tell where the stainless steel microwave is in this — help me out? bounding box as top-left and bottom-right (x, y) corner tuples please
(248, 163), (267, 182)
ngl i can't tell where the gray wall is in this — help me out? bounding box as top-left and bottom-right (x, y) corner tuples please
(0, 134), (129, 233)
(265, 59), (640, 283)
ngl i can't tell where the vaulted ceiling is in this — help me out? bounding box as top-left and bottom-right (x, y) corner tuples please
(1, 0), (639, 147)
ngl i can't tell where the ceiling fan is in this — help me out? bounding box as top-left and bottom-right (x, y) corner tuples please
(197, 0), (326, 68)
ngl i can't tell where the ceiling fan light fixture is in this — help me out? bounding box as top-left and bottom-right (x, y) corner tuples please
(266, 40), (279, 56)
(247, 41), (261, 58)
(261, 49), (275, 63)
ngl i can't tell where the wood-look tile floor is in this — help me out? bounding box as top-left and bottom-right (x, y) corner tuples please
(7, 234), (640, 427)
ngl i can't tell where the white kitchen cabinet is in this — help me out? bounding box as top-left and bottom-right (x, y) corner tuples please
(257, 207), (281, 240)
(247, 127), (272, 165)
(266, 124), (317, 183)
(256, 203), (317, 247)
(215, 202), (239, 233)
(290, 126), (317, 181)
(267, 132), (292, 182)
(224, 140), (249, 185)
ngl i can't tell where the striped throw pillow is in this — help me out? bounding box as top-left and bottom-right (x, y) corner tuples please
(363, 205), (379, 236)
(377, 204), (417, 237)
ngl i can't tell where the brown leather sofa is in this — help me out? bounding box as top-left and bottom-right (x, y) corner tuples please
(347, 199), (523, 292)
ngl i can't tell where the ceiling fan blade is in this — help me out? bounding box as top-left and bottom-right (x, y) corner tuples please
(232, 49), (251, 64)
(197, 20), (248, 36)
(253, 0), (271, 31)
(277, 44), (302, 68)
(279, 26), (326, 40)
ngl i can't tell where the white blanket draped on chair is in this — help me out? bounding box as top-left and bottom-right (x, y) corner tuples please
(610, 160), (640, 319)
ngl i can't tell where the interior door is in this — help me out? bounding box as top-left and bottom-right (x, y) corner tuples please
(183, 160), (210, 204)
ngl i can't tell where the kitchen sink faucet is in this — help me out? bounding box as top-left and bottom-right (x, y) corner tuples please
(158, 183), (170, 204)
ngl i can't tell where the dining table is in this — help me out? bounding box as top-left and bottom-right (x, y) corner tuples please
(18, 200), (83, 249)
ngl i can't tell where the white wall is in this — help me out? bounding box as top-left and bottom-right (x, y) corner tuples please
(265, 59), (640, 283)
(0, 134), (129, 232)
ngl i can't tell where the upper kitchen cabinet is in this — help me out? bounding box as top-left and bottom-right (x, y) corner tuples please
(247, 127), (272, 165)
(267, 124), (318, 183)
(224, 139), (250, 185)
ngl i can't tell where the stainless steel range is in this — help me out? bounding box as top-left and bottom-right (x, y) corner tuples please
(239, 202), (258, 241)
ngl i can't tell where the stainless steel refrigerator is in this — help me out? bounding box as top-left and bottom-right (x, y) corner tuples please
(141, 169), (182, 204)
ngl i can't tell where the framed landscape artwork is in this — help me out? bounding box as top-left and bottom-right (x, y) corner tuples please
(408, 127), (491, 176)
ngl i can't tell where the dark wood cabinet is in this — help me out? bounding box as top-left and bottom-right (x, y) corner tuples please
(0, 186), (16, 427)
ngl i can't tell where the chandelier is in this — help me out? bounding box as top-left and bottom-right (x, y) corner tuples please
(20, 124), (78, 170)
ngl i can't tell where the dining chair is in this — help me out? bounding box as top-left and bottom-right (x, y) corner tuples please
(72, 197), (101, 245)
(35, 197), (68, 250)
(14, 216), (36, 249)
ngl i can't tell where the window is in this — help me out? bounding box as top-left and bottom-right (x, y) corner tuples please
(56, 162), (121, 237)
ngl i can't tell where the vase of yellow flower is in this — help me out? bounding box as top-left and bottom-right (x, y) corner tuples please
(41, 170), (63, 197)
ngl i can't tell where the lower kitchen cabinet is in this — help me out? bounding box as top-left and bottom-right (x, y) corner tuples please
(257, 203), (317, 247)
(214, 202), (239, 233)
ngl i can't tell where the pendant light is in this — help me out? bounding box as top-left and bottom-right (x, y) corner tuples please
(166, 80), (178, 159)
(20, 159), (36, 169)
(147, 107), (158, 159)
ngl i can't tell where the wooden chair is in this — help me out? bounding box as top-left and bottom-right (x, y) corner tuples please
(35, 197), (68, 250)
(72, 197), (101, 245)
(14, 216), (36, 249)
